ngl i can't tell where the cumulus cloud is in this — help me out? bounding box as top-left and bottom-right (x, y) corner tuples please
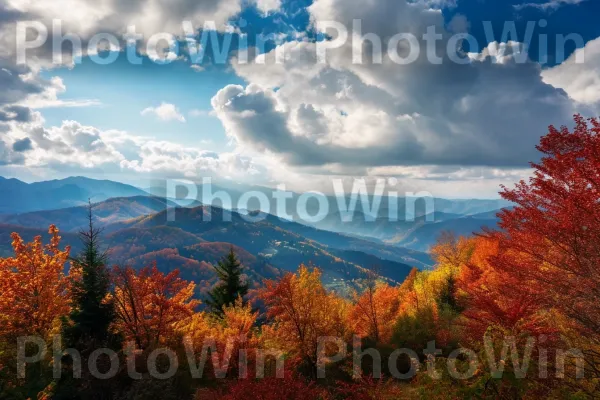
(5, 0), (242, 39)
(19, 119), (127, 168)
(141, 102), (186, 122)
(254, 0), (281, 14)
(12, 137), (32, 152)
(542, 37), (600, 107)
(211, 0), (581, 175)
(0, 109), (263, 183)
(0, 0), (281, 76)
(0, 139), (25, 165)
(0, 105), (32, 122)
(120, 141), (259, 179)
(19, 76), (101, 109)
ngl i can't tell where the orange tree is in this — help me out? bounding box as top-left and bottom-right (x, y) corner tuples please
(0, 225), (71, 339)
(112, 263), (199, 349)
(260, 265), (349, 380)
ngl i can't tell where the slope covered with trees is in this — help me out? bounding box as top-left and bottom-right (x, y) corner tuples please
(1, 115), (599, 399)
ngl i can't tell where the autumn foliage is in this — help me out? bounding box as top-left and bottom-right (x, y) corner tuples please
(0, 225), (70, 339)
(260, 265), (349, 378)
(112, 263), (199, 349)
(1, 115), (600, 398)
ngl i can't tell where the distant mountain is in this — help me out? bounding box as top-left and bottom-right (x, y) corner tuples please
(0, 223), (282, 298)
(312, 210), (461, 242)
(258, 213), (433, 269)
(0, 198), (420, 297)
(108, 205), (417, 285)
(0, 176), (149, 214)
(0, 196), (176, 232)
(393, 216), (500, 252)
(468, 208), (510, 220)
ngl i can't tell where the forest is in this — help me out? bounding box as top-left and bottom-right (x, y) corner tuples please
(1, 115), (599, 399)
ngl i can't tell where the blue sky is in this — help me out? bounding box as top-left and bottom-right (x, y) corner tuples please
(1, 0), (599, 198)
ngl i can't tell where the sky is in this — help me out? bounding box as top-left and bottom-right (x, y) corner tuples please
(0, 0), (599, 198)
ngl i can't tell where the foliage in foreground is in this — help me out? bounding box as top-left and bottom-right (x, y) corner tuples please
(1, 115), (599, 399)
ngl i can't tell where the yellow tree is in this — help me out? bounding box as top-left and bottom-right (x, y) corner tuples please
(260, 266), (349, 379)
(0, 225), (70, 339)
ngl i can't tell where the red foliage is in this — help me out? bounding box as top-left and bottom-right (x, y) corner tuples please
(490, 115), (600, 340)
(458, 237), (554, 341)
(112, 263), (199, 348)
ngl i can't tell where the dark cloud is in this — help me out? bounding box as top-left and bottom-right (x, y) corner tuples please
(0, 105), (32, 122)
(12, 137), (32, 152)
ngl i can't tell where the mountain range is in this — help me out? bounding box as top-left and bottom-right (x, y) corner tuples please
(0, 175), (507, 294)
(0, 176), (148, 214)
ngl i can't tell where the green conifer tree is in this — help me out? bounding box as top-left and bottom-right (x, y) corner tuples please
(55, 201), (120, 399)
(206, 247), (249, 316)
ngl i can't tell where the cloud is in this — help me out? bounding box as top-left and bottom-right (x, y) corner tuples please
(19, 76), (102, 109)
(12, 137), (32, 152)
(542, 37), (600, 107)
(0, 105), (32, 122)
(189, 109), (212, 117)
(0, 0), (281, 76)
(0, 109), (263, 183)
(514, 0), (587, 12)
(254, 0), (281, 14)
(0, 139), (25, 165)
(120, 141), (259, 179)
(141, 102), (186, 122)
(211, 0), (581, 175)
(21, 119), (127, 168)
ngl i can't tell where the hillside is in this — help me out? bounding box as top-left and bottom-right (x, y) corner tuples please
(0, 176), (149, 214)
(109, 205), (417, 285)
(1, 194), (432, 267)
(392, 216), (499, 252)
(0, 199), (419, 296)
(0, 196), (175, 231)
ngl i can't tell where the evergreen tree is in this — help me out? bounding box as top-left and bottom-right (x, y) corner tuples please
(56, 201), (120, 399)
(206, 247), (249, 316)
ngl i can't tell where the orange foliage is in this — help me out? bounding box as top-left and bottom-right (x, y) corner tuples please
(260, 265), (349, 378)
(457, 236), (553, 342)
(112, 263), (199, 348)
(0, 225), (70, 338)
(349, 283), (400, 343)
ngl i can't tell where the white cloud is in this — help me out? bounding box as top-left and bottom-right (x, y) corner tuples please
(514, 0), (587, 12)
(0, 114), (125, 170)
(212, 0), (581, 175)
(141, 102), (186, 122)
(120, 141), (259, 179)
(1, 111), (263, 183)
(19, 76), (101, 109)
(189, 109), (212, 117)
(542, 37), (600, 106)
(254, 0), (281, 14)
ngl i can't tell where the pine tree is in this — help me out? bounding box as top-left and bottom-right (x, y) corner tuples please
(206, 247), (249, 316)
(63, 201), (116, 348)
(56, 201), (120, 399)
